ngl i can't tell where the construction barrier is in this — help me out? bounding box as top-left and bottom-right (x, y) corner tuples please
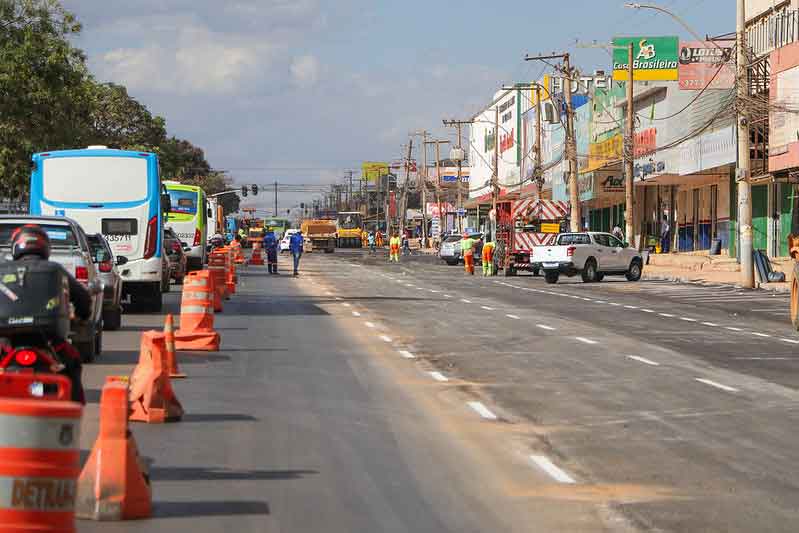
(231, 240), (245, 265)
(207, 265), (223, 313)
(76, 379), (151, 521)
(129, 331), (184, 423)
(208, 250), (229, 302)
(0, 373), (82, 531)
(163, 314), (185, 379)
(174, 271), (221, 351)
(249, 241), (265, 266)
(225, 247), (237, 295)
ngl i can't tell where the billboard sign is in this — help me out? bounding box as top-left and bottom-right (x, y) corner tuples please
(362, 162), (390, 183)
(678, 41), (735, 90)
(612, 36), (679, 81)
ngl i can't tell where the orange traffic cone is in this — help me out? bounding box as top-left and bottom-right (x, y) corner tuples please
(249, 241), (265, 265)
(164, 314), (185, 378)
(208, 250), (229, 302)
(224, 248), (236, 294)
(129, 331), (184, 423)
(175, 271), (221, 351)
(76, 379), (152, 520)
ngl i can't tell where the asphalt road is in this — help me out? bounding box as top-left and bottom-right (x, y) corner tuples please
(77, 251), (629, 533)
(303, 248), (799, 533)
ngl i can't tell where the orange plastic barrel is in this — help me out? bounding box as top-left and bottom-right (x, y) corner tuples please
(178, 271), (215, 333)
(0, 376), (82, 532)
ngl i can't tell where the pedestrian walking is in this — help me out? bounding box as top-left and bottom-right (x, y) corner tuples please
(389, 233), (401, 263)
(367, 231), (376, 254)
(290, 229), (304, 275)
(376, 230), (384, 248)
(402, 233), (411, 256)
(460, 232), (475, 275)
(660, 215), (670, 253)
(263, 229), (279, 274)
(482, 240), (495, 276)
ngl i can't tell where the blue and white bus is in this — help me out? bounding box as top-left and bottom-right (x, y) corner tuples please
(29, 146), (168, 310)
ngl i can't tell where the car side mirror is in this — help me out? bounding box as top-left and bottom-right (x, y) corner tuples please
(116, 255), (128, 266)
(161, 193), (172, 213)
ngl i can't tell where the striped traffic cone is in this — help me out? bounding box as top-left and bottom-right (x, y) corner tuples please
(163, 314), (185, 378)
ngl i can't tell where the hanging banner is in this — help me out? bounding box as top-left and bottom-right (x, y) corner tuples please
(612, 36), (679, 81)
(362, 162), (390, 183)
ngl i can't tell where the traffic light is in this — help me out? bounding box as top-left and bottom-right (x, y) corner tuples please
(241, 186), (248, 197)
(251, 184), (258, 195)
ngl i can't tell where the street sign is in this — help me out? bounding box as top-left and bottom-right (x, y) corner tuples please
(541, 223), (561, 233)
(456, 208), (466, 216)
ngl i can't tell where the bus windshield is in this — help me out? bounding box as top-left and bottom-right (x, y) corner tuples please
(42, 157), (148, 203)
(168, 189), (198, 215)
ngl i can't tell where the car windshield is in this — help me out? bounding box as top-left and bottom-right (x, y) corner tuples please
(0, 222), (79, 248)
(557, 233), (591, 245)
(86, 235), (112, 262)
(443, 235), (461, 243)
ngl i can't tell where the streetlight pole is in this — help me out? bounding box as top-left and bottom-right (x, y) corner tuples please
(625, 42), (635, 245)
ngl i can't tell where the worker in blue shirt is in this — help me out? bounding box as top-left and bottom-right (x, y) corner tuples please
(289, 230), (304, 276)
(263, 229), (279, 274)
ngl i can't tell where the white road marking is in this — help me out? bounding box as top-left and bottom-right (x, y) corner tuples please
(624, 305), (638, 309)
(537, 324), (556, 331)
(365, 322), (376, 328)
(529, 455), (576, 484)
(444, 294), (453, 298)
(352, 311), (361, 317)
(609, 302), (621, 306)
(594, 300), (606, 304)
(575, 337), (597, 345)
(641, 308), (654, 313)
(342, 303), (351, 307)
(581, 297), (592, 301)
(733, 357), (792, 360)
(461, 299), (472, 304)
(429, 371), (449, 382)
(701, 322), (718, 327)
(781, 338), (799, 344)
(679, 317), (697, 322)
(324, 291), (333, 296)
(695, 378), (739, 393)
(627, 355), (660, 366)
(379, 335), (393, 343)
(725, 326), (743, 332)
(506, 314), (521, 320)
(659, 313), (675, 318)
(467, 401), (498, 420)
(398, 350), (416, 359)
(430, 290), (440, 293)
(481, 306), (495, 311)
(751, 332), (771, 337)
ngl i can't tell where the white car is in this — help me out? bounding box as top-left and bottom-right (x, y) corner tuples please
(531, 232), (643, 284)
(280, 229), (299, 253)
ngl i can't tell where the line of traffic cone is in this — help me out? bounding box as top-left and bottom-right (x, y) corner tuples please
(249, 241), (265, 265)
(164, 314), (186, 378)
(128, 331), (184, 423)
(174, 271), (221, 351)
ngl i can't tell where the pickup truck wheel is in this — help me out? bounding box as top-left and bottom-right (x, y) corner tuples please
(445, 259), (458, 266)
(544, 271), (559, 284)
(595, 273), (605, 282)
(103, 307), (122, 331)
(626, 260), (643, 282)
(532, 267), (540, 277)
(581, 259), (598, 283)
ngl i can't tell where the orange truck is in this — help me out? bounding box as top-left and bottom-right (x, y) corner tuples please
(300, 219), (336, 254)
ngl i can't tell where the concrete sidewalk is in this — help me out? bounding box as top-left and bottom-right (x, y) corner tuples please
(645, 252), (794, 292)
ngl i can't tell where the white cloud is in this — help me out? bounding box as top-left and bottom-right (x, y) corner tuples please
(289, 55), (320, 89)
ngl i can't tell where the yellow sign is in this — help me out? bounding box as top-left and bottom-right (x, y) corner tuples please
(586, 134), (623, 172)
(362, 162), (390, 183)
(541, 223), (561, 234)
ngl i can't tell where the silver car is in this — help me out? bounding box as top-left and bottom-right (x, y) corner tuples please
(87, 234), (125, 331)
(0, 216), (104, 361)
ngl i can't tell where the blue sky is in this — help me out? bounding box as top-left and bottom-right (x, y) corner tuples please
(65, 0), (732, 209)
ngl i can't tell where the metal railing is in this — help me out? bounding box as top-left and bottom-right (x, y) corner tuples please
(747, 9), (799, 58)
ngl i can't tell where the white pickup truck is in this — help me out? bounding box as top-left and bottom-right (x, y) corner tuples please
(530, 232), (644, 284)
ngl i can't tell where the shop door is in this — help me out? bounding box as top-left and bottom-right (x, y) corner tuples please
(779, 184), (795, 257)
(601, 207), (611, 232)
(752, 184), (768, 252)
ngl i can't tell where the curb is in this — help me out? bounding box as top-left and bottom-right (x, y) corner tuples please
(642, 272), (791, 293)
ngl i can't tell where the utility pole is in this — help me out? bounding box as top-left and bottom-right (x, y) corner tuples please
(493, 106), (500, 241)
(443, 119), (473, 233)
(399, 140), (413, 235)
(274, 181), (278, 217)
(625, 42), (635, 245)
(737, 0), (754, 287)
(525, 52), (580, 231)
(535, 84), (542, 192)
(410, 130), (430, 246)
(425, 139), (450, 235)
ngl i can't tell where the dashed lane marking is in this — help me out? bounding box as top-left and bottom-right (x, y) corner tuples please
(342, 303), (351, 307)
(624, 305), (639, 309)
(781, 338), (799, 344)
(537, 324), (556, 331)
(352, 311), (361, 317)
(751, 332), (771, 337)
(595, 300), (607, 304)
(461, 299), (473, 304)
(695, 378), (739, 393)
(506, 314), (521, 320)
(659, 313), (675, 318)
(575, 337), (598, 345)
(627, 355), (660, 366)
(444, 294), (453, 298)
(680, 317), (697, 322)
(365, 322), (376, 328)
(725, 326), (743, 332)
(467, 401), (498, 420)
(529, 455), (576, 484)
(609, 302), (621, 306)
(481, 306), (495, 311)
(429, 371), (449, 382)
(701, 322), (718, 327)
(379, 335), (393, 343)
(398, 350), (416, 359)
(641, 309), (655, 313)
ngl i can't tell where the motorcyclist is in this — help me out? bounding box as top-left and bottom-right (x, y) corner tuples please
(209, 233), (226, 251)
(8, 225), (90, 403)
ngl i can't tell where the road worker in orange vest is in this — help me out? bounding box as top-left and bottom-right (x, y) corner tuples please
(389, 233), (401, 263)
(482, 240), (495, 276)
(461, 232), (475, 275)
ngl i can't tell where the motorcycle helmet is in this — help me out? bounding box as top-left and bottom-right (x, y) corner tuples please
(11, 224), (51, 260)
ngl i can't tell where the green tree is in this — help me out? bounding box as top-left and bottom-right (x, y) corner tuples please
(85, 82), (166, 150)
(0, 0), (91, 196)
